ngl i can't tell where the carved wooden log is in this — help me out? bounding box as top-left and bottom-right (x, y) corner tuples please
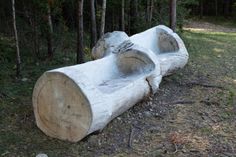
(32, 25), (188, 142)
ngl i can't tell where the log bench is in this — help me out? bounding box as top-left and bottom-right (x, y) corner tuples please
(32, 25), (188, 142)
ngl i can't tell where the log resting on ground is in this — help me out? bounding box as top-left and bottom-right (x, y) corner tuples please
(32, 25), (189, 142)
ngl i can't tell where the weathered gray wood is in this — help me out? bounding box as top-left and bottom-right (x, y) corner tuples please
(33, 25), (189, 142)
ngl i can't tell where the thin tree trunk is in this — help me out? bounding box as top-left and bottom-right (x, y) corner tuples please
(33, 6), (40, 58)
(149, 0), (154, 26)
(130, 0), (138, 34)
(224, 0), (230, 17)
(23, 1), (38, 58)
(100, 0), (106, 37)
(200, 0), (203, 19)
(215, 0), (218, 16)
(12, 0), (21, 77)
(112, 12), (115, 30)
(121, 0), (125, 31)
(47, 1), (53, 59)
(77, 0), (84, 63)
(33, 13), (39, 58)
(127, 0), (130, 34)
(169, 0), (176, 32)
(146, 0), (150, 23)
(134, 0), (138, 19)
(158, 1), (163, 24)
(90, 0), (97, 47)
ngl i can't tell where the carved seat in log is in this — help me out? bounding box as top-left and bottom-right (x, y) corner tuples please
(32, 25), (188, 142)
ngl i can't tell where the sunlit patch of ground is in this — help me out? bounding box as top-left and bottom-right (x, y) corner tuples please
(183, 20), (236, 33)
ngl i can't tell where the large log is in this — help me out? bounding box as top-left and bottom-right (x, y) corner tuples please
(32, 25), (188, 142)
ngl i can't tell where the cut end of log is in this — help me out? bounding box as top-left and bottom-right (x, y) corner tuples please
(32, 72), (92, 142)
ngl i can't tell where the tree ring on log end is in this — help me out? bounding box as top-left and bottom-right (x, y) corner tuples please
(33, 72), (92, 142)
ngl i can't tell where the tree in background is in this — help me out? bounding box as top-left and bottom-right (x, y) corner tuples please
(100, 0), (107, 37)
(46, 0), (53, 59)
(90, 0), (97, 47)
(215, 0), (218, 16)
(121, 0), (125, 31)
(77, 0), (84, 64)
(200, 0), (203, 18)
(12, 0), (21, 77)
(129, 0), (138, 34)
(147, 0), (154, 26)
(170, 0), (177, 32)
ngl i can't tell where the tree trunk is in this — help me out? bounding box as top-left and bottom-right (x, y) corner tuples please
(121, 0), (125, 31)
(77, 0), (84, 64)
(135, 0), (138, 20)
(169, 0), (176, 32)
(199, 0), (203, 19)
(90, 0), (97, 47)
(224, 0), (230, 17)
(12, 0), (21, 77)
(47, 1), (53, 59)
(146, 0), (150, 23)
(100, 0), (106, 37)
(129, 0), (138, 34)
(215, 0), (218, 16)
(33, 13), (40, 58)
(127, 0), (130, 34)
(149, 0), (154, 26)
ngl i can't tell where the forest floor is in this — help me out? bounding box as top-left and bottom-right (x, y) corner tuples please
(0, 19), (236, 157)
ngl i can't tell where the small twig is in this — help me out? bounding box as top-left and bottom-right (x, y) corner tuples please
(162, 100), (196, 105)
(0, 92), (15, 100)
(167, 144), (178, 155)
(173, 144), (178, 154)
(127, 126), (153, 155)
(128, 127), (134, 148)
(182, 81), (225, 90)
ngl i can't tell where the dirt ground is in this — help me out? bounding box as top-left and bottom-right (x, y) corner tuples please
(0, 20), (236, 157)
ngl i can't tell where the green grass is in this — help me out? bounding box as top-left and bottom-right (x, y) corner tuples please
(181, 30), (236, 84)
(0, 22), (236, 156)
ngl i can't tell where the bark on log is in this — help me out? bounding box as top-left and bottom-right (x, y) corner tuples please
(33, 25), (188, 142)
